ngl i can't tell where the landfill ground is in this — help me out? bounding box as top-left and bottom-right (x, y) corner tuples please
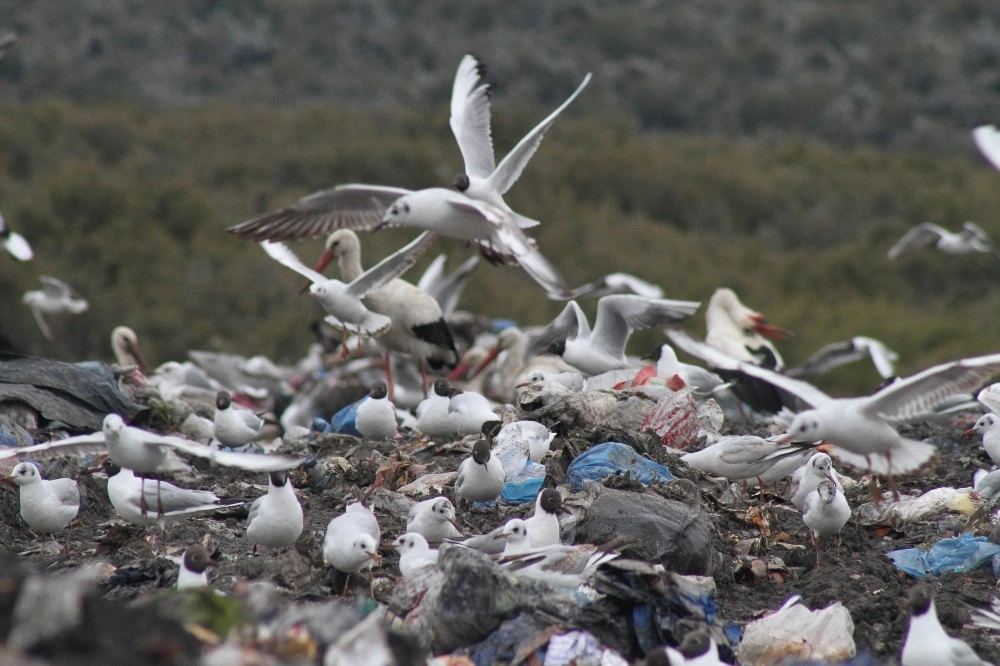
(2, 394), (1000, 665)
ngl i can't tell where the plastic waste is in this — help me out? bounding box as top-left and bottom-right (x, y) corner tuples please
(737, 599), (856, 666)
(886, 532), (1000, 577)
(543, 631), (629, 666)
(565, 442), (673, 491)
(854, 487), (977, 529)
(499, 461), (546, 503)
(328, 398), (363, 437)
(641, 388), (699, 449)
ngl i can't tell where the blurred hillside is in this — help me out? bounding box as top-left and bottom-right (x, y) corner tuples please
(0, 2), (998, 396)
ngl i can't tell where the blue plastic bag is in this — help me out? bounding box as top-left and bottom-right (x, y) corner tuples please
(565, 442), (673, 491)
(327, 397), (364, 436)
(886, 532), (1000, 578)
(500, 461), (546, 503)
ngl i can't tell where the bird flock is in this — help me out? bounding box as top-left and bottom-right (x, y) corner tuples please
(4, 53), (1000, 665)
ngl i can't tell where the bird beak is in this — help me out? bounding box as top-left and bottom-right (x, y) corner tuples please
(1, 475), (17, 489)
(367, 552), (382, 564)
(301, 249), (335, 294)
(559, 506), (572, 515)
(492, 532), (508, 540)
(775, 432), (795, 444)
(469, 345), (503, 380)
(963, 427), (978, 437)
(125, 338), (150, 375)
(748, 313), (792, 342)
(448, 518), (460, 530)
(206, 560), (220, 569)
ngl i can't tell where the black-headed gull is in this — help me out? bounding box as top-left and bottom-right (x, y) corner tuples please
(522, 487), (569, 548)
(0, 414), (304, 516)
(406, 496), (461, 544)
(260, 230), (436, 338)
(887, 221), (994, 260)
(213, 390), (264, 449)
(680, 435), (816, 486)
(789, 452), (843, 510)
(973, 124), (1000, 172)
(355, 381), (398, 441)
(661, 630), (729, 666)
(449, 53), (591, 232)
(9, 461), (79, 550)
(565, 272), (665, 300)
(393, 532), (439, 580)
(416, 377), (462, 437)
(22, 276), (89, 340)
(530, 294), (701, 376)
(787, 336), (899, 381)
(246, 471), (303, 553)
(901, 583), (993, 666)
(965, 413), (1000, 466)
(746, 352), (1000, 478)
(100, 459), (245, 532)
(0, 211), (32, 261)
(322, 500), (382, 586)
(801, 479), (850, 568)
(177, 544), (218, 590)
(455, 439), (504, 504)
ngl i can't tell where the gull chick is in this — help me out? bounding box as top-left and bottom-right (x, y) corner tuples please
(10, 462), (79, 550)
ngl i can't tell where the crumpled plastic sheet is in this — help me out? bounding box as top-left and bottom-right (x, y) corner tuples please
(565, 442), (673, 491)
(500, 461), (546, 503)
(630, 587), (741, 659)
(640, 388), (700, 449)
(543, 631), (628, 666)
(737, 600), (855, 666)
(326, 398), (363, 436)
(886, 532), (1000, 578)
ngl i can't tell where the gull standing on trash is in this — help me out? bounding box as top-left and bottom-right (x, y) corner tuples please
(9, 462), (79, 550)
(0, 211), (32, 261)
(393, 532), (439, 580)
(522, 488), (570, 549)
(100, 459), (245, 533)
(737, 353), (1000, 479)
(455, 439), (504, 504)
(260, 230), (436, 339)
(213, 390), (263, 449)
(680, 435), (817, 486)
(790, 452), (843, 510)
(965, 414), (1000, 466)
(22, 276), (89, 340)
(0, 414), (305, 516)
(530, 295), (701, 376)
(406, 496), (461, 544)
(887, 221), (995, 260)
(448, 387), (498, 436)
(176, 545), (218, 590)
(801, 479), (850, 567)
(497, 541), (619, 589)
(355, 381), (398, 440)
(323, 500), (382, 591)
(246, 471), (303, 554)
(416, 378), (461, 438)
(901, 583), (994, 666)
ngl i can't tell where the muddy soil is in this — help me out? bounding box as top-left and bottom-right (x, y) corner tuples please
(2, 404), (1000, 665)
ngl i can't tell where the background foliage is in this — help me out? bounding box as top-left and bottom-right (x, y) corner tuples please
(0, 2), (998, 397)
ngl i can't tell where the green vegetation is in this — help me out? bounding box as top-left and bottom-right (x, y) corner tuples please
(0, 101), (997, 397)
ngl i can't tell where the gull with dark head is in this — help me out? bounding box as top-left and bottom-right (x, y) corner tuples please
(901, 583), (993, 666)
(246, 470), (303, 554)
(213, 390), (264, 450)
(177, 545), (218, 590)
(455, 439), (504, 504)
(530, 294), (701, 376)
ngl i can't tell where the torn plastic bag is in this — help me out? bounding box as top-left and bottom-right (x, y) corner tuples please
(565, 442), (673, 491)
(886, 532), (1000, 578)
(500, 461), (546, 503)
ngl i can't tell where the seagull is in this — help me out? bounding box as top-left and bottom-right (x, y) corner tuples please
(355, 381), (398, 440)
(789, 452), (843, 510)
(455, 439), (504, 504)
(0, 211), (32, 261)
(744, 352), (1000, 478)
(565, 272), (665, 300)
(310, 230), (458, 390)
(22, 276), (89, 340)
(260, 230), (436, 338)
(415, 377), (462, 437)
(406, 496), (461, 544)
(680, 435), (817, 486)
(0, 414), (304, 516)
(978, 383), (1000, 415)
(901, 583), (994, 666)
(246, 471), (303, 553)
(801, 479), (851, 567)
(497, 519), (534, 556)
(9, 461), (79, 550)
(496, 541), (619, 589)
(393, 532), (439, 580)
(787, 336), (899, 381)
(100, 459), (245, 533)
(529, 295), (701, 376)
(888, 221), (995, 260)
(973, 124), (1000, 172)
(176, 545), (218, 590)
(521, 487), (570, 549)
(972, 468), (1000, 502)
(323, 500), (382, 593)
(213, 390), (264, 449)
(416, 253), (480, 318)
(448, 387), (498, 436)
(965, 414), (1000, 466)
